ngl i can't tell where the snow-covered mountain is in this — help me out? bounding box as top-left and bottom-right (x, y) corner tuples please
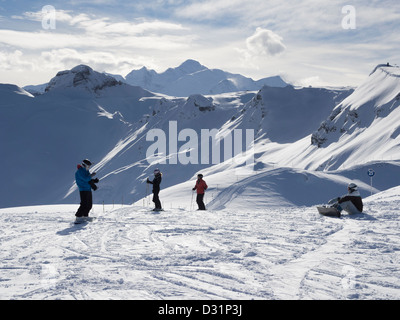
(125, 59), (288, 96)
(0, 65), (156, 208)
(2, 63), (400, 209)
(45, 65), (123, 93)
(310, 64), (400, 168)
(23, 59), (288, 97)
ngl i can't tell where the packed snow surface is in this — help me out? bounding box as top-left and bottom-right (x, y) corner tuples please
(0, 187), (399, 300)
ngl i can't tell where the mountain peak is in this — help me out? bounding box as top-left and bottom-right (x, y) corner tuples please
(369, 63), (400, 76)
(70, 64), (93, 73)
(177, 59), (207, 74)
(45, 64), (121, 93)
(124, 59), (288, 96)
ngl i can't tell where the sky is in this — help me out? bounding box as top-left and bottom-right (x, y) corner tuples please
(0, 0), (399, 87)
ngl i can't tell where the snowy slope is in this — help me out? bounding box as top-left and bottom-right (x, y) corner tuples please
(229, 65), (400, 174)
(225, 85), (353, 143)
(66, 84), (353, 208)
(0, 186), (399, 300)
(309, 65), (400, 169)
(152, 159), (400, 213)
(125, 59), (288, 96)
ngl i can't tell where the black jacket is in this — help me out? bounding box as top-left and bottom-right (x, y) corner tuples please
(338, 191), (363, 212)
(147, 174), (162, 193)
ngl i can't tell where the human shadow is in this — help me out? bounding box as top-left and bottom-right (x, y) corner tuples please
(342, 212), (377, 221)
(56, 222), (87, 236)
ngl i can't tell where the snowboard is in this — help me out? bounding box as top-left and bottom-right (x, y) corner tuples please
(317, 206), (341, 218)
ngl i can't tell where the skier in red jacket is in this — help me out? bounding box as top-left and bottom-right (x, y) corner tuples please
(192, 174), (208, 210)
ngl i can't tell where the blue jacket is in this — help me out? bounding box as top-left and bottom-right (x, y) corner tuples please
(75, 165), (92, 191)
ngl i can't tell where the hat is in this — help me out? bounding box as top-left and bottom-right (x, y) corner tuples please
(82, 159), (92, 168)
(348, 182), (358, 191)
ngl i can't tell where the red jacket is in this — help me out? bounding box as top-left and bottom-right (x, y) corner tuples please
(194, 179), (208, 194)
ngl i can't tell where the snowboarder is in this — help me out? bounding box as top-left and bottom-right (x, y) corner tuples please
(147, 168), (162, 211)
(192, 174), (208, 210)
(75, 159), (99, 223)
(330, 182), (363, 215)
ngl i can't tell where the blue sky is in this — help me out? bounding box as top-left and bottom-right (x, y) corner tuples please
(0, 0), (399, 87)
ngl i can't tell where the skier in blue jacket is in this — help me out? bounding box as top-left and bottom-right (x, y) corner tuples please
(75, 159), (99, 222)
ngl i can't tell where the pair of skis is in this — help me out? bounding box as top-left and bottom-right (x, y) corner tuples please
(74, 217), (97, 224)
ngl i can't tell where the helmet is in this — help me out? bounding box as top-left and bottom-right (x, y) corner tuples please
(348, 182), (358, 192)
(154, 168), (160, 175)
(197, 173), (203, 178)
(82, 159), (92, 169)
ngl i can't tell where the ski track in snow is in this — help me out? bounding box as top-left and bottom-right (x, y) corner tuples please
(0, 202), (399, 300)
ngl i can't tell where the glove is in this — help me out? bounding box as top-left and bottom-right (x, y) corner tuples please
(93, 178), (99, 183)
(89, 179), (98, 191)
(192, 187), (196, 191)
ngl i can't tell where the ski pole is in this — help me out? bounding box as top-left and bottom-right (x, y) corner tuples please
(190, 190), (194, 211)
(146, 180), (150, 208)
(145, 182), (149, 208)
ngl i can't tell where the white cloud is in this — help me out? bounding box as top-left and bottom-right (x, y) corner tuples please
(240, 28), (286, 60)
(1, 1), (399, 88)
(245, 28), (286, 57)
(0, 47), (161, 86)
(17, 9), (74, 23)
(40, 48), (149, 75)
(16, 8), (187, 36)
(0, 8), (196, 85)
(176, 0), (245, 20)
(0, 50), (35, 71)
(0, 10), (192, 51)
(77, 18), (187, 35)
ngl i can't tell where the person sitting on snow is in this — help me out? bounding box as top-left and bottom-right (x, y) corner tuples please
(330, 182), (363, 215)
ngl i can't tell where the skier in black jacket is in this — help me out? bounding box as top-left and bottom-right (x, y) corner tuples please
(332, 182), (363, 214)
(147, 168), (162, 211)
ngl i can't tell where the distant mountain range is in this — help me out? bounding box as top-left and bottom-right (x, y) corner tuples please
(124, 59), (288, 96)
(24, 59), (288, 97)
